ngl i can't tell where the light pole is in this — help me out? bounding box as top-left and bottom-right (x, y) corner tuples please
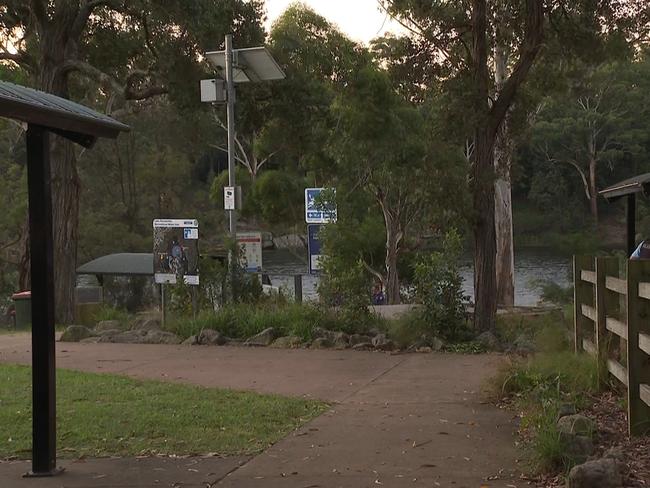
(203, 35), (285, 297)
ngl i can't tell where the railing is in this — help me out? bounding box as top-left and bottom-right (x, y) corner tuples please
(574, 256), (650, 436)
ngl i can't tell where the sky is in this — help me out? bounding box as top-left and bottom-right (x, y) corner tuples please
(264, 0), (405, 44)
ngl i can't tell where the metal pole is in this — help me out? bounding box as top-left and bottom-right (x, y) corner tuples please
(25, 124), (61, 477)
(225, 33), (238, 299)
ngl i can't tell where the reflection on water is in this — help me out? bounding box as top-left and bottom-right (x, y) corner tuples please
(263, 248), (571, 307)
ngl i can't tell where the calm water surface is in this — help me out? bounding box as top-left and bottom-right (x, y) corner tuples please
(263, 248), (571, 306)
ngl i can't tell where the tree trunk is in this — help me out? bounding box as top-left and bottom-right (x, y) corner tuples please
(473, 130), (498, 332)
(494, 40), (515, 308)
(36, 32), (79, 324)
(471, 0), (497, 332)
(588, 157), (598, 223)
(385, 227), (401, 305)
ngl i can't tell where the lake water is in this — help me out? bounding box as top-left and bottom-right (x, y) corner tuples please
(263, 248), (572, 306)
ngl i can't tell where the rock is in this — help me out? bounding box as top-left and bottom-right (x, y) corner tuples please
(312, 327), (335, 341)
(271, 336), (303, 348)
(311, 337), (334, 349)
(430, 337), (445, 352)
(558, 404), (578, 419)
(96, 329), (122, 338)
(198, 329), (226, 345)
(561, 433), (594, 464)
(352, 342), (374, 351)
(349, 334), (372, 346)
(100, 329), (147, 344)
(244, 327), (276, 347)
(80, 337), (100, 344)
(182, 335), (198, 345)
(416, 346), (433, 353)
(333, 332), (349, 349)
(132, 315), (162, 332)
(511, 334), (536, 355)
(603, 446), (625, 461)
(95, 320), (122, 332)
(476, 331), (500, 351)
(372, 333), (396, 351)
(557, 414), (596, 437)
(367, 327), (382, 337)
(567, 458), (624, 488)
(142, 330), (182, 345)
(60, 325), (95, 342)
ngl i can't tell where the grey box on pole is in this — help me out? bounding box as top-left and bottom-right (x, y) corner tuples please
(200, 79), (226, 103)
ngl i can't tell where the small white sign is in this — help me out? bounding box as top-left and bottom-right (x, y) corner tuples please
(224, 186), (236, 210)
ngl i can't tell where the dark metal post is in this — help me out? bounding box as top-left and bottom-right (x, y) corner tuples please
(294, 275), (303, 303)
(25, 125), (60, 477)
(627, 194), (636, 256)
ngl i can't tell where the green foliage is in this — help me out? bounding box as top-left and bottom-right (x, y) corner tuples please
(0, 364), (326, 458)
(534, 280), (574, 306)
(412, 230), (469, 341)
(167, 302), (379, 341)
(251, 170), (304, 224)
(91, 305), (130, 326)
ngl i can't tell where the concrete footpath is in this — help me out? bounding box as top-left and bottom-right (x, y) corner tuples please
(0, 334), (524, 487)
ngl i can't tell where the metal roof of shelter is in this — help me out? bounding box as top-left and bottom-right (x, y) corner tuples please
(599, 173), (650, 202)
(77, 253), (154, 276)
(0, 81), (130, 147)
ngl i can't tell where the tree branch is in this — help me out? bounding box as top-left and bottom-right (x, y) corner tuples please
(71, 0), (124, 40)
(488, 0), (544, 141)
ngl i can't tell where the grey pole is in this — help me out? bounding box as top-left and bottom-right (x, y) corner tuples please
(225, 34), (236, 239)
(225, 34), (237, 298)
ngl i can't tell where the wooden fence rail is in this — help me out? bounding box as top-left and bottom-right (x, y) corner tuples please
(574, 256), (650, 436)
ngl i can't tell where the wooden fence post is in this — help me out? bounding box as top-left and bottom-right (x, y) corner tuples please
(596, 257), (619, 388)
(625, 259), (650, 436)
(574, 256), (595, 353)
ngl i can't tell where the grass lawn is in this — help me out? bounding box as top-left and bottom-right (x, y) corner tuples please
(0, 364), (327, 459)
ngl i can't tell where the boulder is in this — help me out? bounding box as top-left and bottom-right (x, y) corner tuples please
(557, 414), (596, 437)
(352, 342), (374, 351)
(312, 327), (336, 341)
(372, 333), (396, 351)
(476, 331), (500, 351)
(96, 329), (122, 338)
(198, 329), (226, 345)
(80, 337), (101, 344)
(100, 329), (147, 344)
(558, 404), (578, 420)
(349, 334), (372, 346)
(132, 315), (162, 332)
(561, 433), (594, 464)
(416, 346), (433, 353)
(603, 446), (625, 461)
(271, 336), (303, 348)
(60, 325), (95, 342)
(311, 337), (334, 349)
(567, 458), (624, 488)
(244, 327), (276, 347)
(182, 335), (199, 346)
(333, 331), (350, 349)
(430, 337), (445, 352)
(142, 330), (182, 345)
(95, 320), (122, 332)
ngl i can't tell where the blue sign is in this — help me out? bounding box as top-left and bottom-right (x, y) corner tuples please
(308, 224), (324, 274)
(305, 188), (337, 224)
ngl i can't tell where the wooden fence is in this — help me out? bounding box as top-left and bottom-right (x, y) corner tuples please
(574, 256), (650, 436)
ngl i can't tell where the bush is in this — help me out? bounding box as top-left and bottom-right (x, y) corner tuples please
(166, 302), (379, 341)
(91, 305), (131, 325)
(412, 229), (469, 341)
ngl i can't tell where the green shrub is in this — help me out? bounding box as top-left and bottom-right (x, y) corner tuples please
(91, 305), (131, 325)
(534, 280), (574, 306)
(166, 302), (377, 341)
(412, 229), (469, 341)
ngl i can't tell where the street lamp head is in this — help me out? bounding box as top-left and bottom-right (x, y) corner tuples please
(205, 46), (285, 83)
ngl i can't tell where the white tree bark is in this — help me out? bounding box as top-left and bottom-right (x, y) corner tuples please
(493, 40), (515, 307)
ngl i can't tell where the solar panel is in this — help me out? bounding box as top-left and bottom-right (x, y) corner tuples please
(205, 46), (285, 83)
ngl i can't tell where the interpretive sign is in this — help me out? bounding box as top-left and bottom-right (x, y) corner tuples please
(308, 224), (323, 274)
(153, 219), (199, 285)
(237, 232), (263, 272)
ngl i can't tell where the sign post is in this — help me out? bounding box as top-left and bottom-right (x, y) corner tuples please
(308, 224), (324, 274)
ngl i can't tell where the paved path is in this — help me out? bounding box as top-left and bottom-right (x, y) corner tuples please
(0, 334), (523, 487)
